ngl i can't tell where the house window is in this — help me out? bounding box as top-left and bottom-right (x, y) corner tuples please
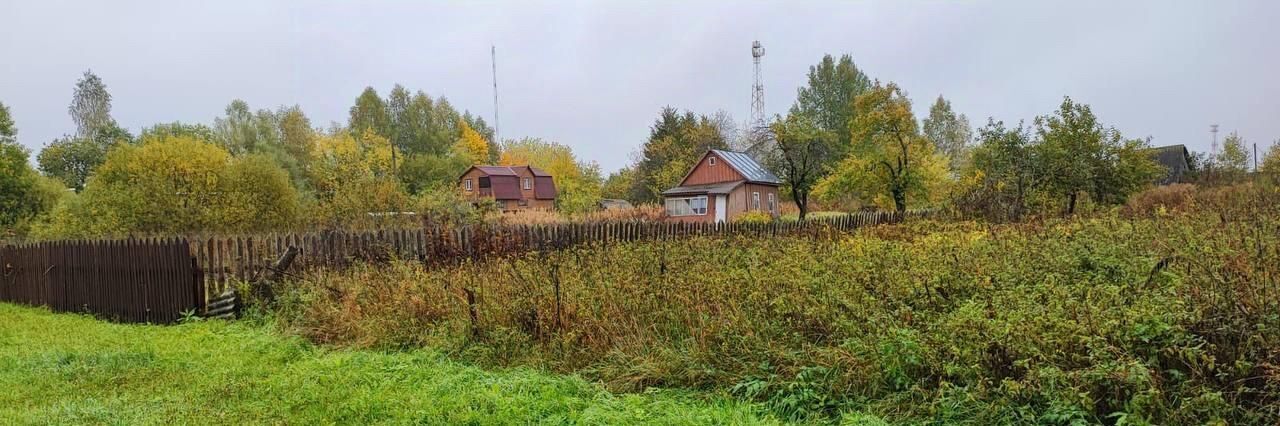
(664, 196), (708, 216)
(479, 177), (491, 188)
(464, 179), (473, 191)
(709, 157), (716, 166)
(523, 178), (532, 190)
(767, 193), (776, 213)
(752, 192), (761, 210)
(518, 199), (529, 207)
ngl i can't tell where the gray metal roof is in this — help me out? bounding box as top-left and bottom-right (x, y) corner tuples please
(662, 181), (744, 196)
(710, 149), (780, 184)
(1149, 144), (1190, 185)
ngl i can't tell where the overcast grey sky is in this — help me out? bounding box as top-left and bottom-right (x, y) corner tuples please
(2, 1), (1277, 172)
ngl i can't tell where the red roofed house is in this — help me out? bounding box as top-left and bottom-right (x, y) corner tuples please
(459, 165), (557, 211)
(662, 149), (781, 223)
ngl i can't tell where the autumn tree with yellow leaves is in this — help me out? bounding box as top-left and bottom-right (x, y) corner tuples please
(453, 122), (490, 166)
(499, 138), (603, 214)
(32, 135), (301, 238)
(815, 82), (949, 212)
(308, 129), (412, 228)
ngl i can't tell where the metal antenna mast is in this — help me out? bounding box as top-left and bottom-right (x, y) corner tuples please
(492, 45), (500, 145)
(748, 41), (767, 153)
(1210, 124), (1219, 156)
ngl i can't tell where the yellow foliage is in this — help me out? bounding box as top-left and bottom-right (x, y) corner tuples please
(814, 82), (952, 211)
(499, 138), (603, 214)
(309, 131), (411, 228)
(453, 122), (490, 165)
(32, 135), (300, 238)
(1262, 142), (1280, 185)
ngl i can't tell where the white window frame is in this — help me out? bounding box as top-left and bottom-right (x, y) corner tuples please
(709, 157), (716, 166)
(767, 193), (776, 213)
(523, 177), (532, 190)
(752, 192), (761, 210)
(664, 195), (708, 216)
(464, 178), (473, 191)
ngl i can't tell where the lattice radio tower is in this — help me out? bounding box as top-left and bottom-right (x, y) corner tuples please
(1210, 124), (1219, 156)
(747, 40), (767, 152)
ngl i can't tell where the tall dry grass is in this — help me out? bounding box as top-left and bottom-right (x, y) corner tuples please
(495, 204), (665, 226)
(270, 185), (1280, 423)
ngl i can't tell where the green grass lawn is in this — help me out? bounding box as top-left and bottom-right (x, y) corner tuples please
(0, 303), (778, 425)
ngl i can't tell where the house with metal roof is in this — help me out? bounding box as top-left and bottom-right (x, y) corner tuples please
(1149, 144), (1192, 185)
(662, 149), (781, 223)
(460, 165), (556, 211)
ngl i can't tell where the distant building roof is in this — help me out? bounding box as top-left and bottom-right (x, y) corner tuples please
(471, 165), (518, 177)
(1148, 144), (1191, 185)
(533, 175), (556, 199)
(527, 166), (552, 177)
(709, 149), (780, 184)
(463, 165), (551, 178)
(662, 181), (744, 196)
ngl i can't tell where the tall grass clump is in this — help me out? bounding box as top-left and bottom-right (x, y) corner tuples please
(271, 185), (1280, 425)
(496, 204), (666, 226)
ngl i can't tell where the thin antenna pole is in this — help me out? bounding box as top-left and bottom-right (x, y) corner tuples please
(492, 45), (500, 146)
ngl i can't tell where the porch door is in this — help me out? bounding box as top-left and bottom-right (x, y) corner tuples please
(714, 195), (727, 223)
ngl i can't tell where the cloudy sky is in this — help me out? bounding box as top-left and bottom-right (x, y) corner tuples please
(2, 1), (1277, 172)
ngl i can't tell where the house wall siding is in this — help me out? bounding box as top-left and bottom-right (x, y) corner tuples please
(727, 184), (780, 219)
(682, 152), (745, 186)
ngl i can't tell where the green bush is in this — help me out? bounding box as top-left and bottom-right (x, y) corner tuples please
(30, 136), (302, 239)
(413, 187), (494, 227)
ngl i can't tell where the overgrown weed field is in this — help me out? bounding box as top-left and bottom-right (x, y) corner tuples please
(270, 185), (1280, 424)
(0, 304), (775, 425)
(4, 185), (1278, 425)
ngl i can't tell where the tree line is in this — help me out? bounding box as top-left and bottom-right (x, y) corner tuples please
(0, 72), (604, 240)
(605, 54), (1280, 221)
(4, 58), (1280, 239)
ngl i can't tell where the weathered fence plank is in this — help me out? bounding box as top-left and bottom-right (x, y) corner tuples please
(0, 238), (198, 324)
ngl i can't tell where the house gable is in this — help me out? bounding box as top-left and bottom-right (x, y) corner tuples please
(679, 151), (747, 187)
(514, 166), (536, 200)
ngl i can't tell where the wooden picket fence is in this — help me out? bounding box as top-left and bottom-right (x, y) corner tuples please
(2, 210), (925, 323)
(190, 210), (927, 298)
(0, 238), (201, 323)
